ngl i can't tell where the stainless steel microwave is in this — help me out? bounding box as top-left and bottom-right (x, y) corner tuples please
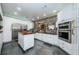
(58, 21), (72, 43)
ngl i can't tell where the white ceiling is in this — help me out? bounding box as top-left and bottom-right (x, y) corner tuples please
(1, 3), (73, 21)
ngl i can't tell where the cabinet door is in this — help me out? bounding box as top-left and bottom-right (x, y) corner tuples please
(57, 39), (73, 54)
(62, 43), (73, 54)
(35, 33), (42, 40)
(47, 36), (54, 44)
(34, 34), (38, 38)
(42, 34), (49, 43)
(58, 5), (75, 21)
(49, 35), (58, 45)
(18, 33), (24, 49)
(24, 35), (34, 50)
(56, 39), (63, 47)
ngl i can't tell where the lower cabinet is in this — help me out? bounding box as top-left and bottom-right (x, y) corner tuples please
(35, 33), (58, 45)
(35, 33), (42, 41)
(57, 39), (75, 54)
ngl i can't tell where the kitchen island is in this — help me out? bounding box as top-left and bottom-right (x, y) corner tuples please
(18, 31), (34, 51)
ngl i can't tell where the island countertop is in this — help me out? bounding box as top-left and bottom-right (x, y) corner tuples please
(18, 31), (32, 35)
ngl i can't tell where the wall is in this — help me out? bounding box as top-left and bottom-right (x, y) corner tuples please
(0, 4), (3, 54)
(56, 4), (77, 27)
(76, 4), (79, 55)
(0, 4), (3, 26)
(3, 16), (34, 43)
(57, 4), (78, 54)
(0, 4), (3, 17)
(0, 21), (2, 25)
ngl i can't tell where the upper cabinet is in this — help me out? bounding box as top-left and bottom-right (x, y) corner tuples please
(57, 4), (77, 21)
(56, 4), (78, 27)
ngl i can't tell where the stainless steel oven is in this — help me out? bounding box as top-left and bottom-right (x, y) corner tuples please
(58, 21), (72, 43)
(58, 30), (71, 43)
(58, 21), (71, 30)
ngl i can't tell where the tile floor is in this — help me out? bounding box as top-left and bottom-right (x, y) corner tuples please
(1, 39), (69, 55)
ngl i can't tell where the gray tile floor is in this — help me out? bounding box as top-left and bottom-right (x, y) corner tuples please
(1, 39), (68, 55)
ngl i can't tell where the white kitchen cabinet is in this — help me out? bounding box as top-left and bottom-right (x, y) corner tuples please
(58, 5), (77, 21)
(41, 34), (49, 42)
(57, 4), (78, 28)
(35, 33), (58, 45)
(35, 33), (78, 54)
(35, 33), (42, 40)
(57, 4), (79, 55)
(58, 39), (73, 54)
(50, 35), (58, 45)
(18, 33), (34, 51)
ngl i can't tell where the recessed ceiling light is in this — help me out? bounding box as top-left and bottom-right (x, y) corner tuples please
(14, 12), (18, 15)
(17, 7), (21, 11)
(37, 16), (39, 19)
